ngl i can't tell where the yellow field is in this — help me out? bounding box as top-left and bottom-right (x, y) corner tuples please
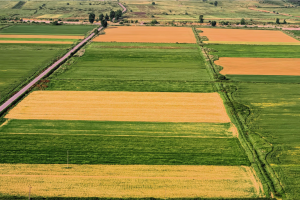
(199, 28), (300, 44)
(0, 164), (263, 198)
(37, 14), (62, 18)
(93, 26), (196, 43)
(6, 91), (231, 123)
(0, 41), (73, 44)
(0, 35), (84, 39)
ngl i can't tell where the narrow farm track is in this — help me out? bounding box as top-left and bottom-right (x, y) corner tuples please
(0, 3), (126, 115)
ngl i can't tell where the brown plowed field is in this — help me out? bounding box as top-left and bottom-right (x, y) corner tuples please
(0, 164), (263, 198)
(198, 28), (300, 43)
(215, 58), (300, 76)
(5, 91), (230, 123)
(0, 35), (84, 39)
(93, 26), (196, 43)
(0, 41), (73, 44)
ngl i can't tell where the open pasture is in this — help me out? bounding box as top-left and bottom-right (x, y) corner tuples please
(48, 42), (213, 92)
(226, 82), (300, 198)
(0, 43), (69, 102)
(199, 28), (300, 44)
(0, 164), (261, 198)
(6, 91), (230, 123)
(215, 58), (300, 76)
(0, 25), (96, 35)
(94, 26), (196, 43)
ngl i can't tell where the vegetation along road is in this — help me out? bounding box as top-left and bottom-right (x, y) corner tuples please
(0, 2), (127, 115)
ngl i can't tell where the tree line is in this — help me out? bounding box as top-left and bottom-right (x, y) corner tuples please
(89, 9), (123, 28)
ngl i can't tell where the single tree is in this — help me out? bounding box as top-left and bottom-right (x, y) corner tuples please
(101, 19), (108, 28)
(214, 1), (218, 6)
(115, 9), (123, 20)
(89, 13), (95, 24)
(199, 15), (204, 23)
(211, 21), (217, 26)
(276, 18), (280, 24)
(99, 13), (104, 21)
(110, 10), (115, 21)
(241, 18), (246, 25)
(152, 2), (155, 5)
(105, 13), (109, 21)
(283, 19), (287, 24)
(151, 19), (158, 25)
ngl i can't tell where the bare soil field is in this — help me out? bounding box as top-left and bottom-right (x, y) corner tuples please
(215, 58), (300, 76)
(5, 91), (230, 123)
(198, 28), (300, 44)
(0, 164), (263, 198)
(94, 26), (196, 43)
(0, 41), (73, 44)
(0, 35), (84, 39)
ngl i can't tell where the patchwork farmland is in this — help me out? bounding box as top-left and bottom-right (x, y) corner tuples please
(0, 24), (96, 106)
(0, 25), (267, 199)
(200, 27), (300, 199)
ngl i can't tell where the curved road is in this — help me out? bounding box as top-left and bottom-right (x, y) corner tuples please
(0, 3), (126, 114)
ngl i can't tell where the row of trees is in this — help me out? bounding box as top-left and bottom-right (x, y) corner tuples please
(89, 9), (123, 24)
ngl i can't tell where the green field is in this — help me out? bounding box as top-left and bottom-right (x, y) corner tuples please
(1, 120), (235, 138)
(290, 30), (300, 36)
(224, 82), (300, 199)
(0, 43), (69, 102)
(48, 42), (214, 92)
(206, 44), (300, 58)
(0, 119), (249, 165)
(0, 25), (96, 35)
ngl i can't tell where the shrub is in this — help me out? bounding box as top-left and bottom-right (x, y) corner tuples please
(241, 18), (246, 25)
(151, 19), (158, 25)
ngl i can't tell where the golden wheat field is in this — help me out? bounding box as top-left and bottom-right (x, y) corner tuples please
(215, 58), (300, 76)
(93, 26), (196, 43)
(0, 164), (263, 198)
(198, 28), (300, 44)
(5, 91), (231, 123)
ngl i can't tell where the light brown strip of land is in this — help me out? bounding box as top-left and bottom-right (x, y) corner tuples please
(0, 164), (263, 198)
(215, 57), (300, 76)
(5, 91), (230, 123)
(0, 40), (73, 44)
(203, 41), (300, 45)
(37, 14), (62, 18)
(0, 35), (84, 39)
(198, 28), (300, 43)
(94, 26), (196, 43)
